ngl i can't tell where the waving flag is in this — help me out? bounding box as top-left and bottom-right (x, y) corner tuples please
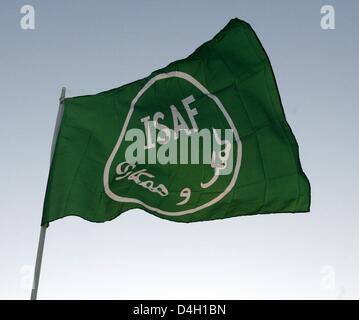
(41, 18), (310, 225)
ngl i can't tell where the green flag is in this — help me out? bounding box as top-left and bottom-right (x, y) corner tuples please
(41, 18), (310, 225)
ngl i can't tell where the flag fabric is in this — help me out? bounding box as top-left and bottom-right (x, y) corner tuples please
(41, 18), (310, 225)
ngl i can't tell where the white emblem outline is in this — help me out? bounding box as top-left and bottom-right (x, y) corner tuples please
(103, 71), (242, 216)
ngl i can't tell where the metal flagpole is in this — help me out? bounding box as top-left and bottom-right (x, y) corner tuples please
(30, 225), (47, 300)
(30, 87), (66, 300)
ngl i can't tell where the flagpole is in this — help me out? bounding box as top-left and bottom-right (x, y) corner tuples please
(30, 225), (47, 300)
(30, 87), (66, 300)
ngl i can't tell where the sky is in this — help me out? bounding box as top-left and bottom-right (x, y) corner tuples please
(0, 0), (358, 299)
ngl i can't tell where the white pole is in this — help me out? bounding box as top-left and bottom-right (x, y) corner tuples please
(30, 87), (66, 300)
(30, 225), (47, 300)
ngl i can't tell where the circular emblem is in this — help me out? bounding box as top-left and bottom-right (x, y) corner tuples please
(104, 71), (242, 216)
